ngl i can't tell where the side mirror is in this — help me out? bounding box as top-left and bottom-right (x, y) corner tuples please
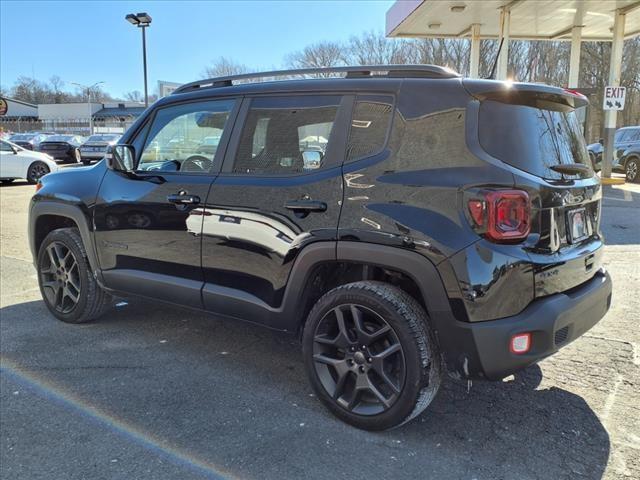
(11, 145), (19, 154)
(108, 145), (136, 172)
(598, 138), (604, 145)
(302, 150), (322, 170)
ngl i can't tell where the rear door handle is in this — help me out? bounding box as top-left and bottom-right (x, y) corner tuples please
(284, 200), (327, 213)
(167, 193), (201, 205)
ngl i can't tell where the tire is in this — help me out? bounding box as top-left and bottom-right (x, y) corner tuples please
(302, 281), (441, 431)
(82, 159), (91, 166)
(625, 157), (639, 183)
(27, 161), (50, 184)
(37, 227), (112, 323)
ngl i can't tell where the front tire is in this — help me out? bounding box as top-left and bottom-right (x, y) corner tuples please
(626, 157), (639, 183)
(37, 228), (112, 323)
(27, 161), (50, 184)
(302, 281), (441, 430)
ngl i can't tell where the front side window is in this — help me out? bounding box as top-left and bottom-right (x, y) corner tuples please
(138, 99), (235, 173)
(233, 96), (341, 175)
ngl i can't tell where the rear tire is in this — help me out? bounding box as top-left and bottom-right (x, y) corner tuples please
(626, 157), (639, 183)
(27, 161), (50, 184)
(302, 281), (441, 431)
(37, 228), (112, 323)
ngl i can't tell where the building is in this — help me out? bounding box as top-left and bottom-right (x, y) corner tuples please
(0, 97), (146, 135)
(0, 97), (39, 133)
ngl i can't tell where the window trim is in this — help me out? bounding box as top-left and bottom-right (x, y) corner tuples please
(345, 94), (396, 164)
(220, 94), (355, 178)
(132, 97), (241, 176)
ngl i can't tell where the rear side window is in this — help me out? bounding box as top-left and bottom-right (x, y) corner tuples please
(478, 100), (589, 180)
(233, 96), (341, 175)
(347, 96), (393, 161)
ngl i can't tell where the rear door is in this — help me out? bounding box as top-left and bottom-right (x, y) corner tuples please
(200, 94), (352, 324)
(94, 98), (239, 307)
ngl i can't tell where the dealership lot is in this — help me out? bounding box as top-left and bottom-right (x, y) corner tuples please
(1, 178), (638, 480)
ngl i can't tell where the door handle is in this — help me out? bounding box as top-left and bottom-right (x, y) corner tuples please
(284, 200), (327, 213)
(167, 193), (201, 205)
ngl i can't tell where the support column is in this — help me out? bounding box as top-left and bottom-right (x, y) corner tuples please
(568, 26), (582, 88)
(497, 7), (511, 80)
(602, 10), (625, 179)
(470, 23), (481, 78)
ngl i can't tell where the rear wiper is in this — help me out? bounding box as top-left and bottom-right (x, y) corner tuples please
(550, 164), (592, 176)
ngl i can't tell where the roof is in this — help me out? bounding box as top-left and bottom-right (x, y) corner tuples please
(93, 106), (146, 118)
(386, 0), (640, 41)
(0, 97), (37, 108)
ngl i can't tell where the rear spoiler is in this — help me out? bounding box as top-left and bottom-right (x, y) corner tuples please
(462, 79), (589, 110)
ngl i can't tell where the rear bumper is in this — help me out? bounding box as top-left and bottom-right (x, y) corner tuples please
(80, 149), (107, 159)
(432, 270), (612, 380)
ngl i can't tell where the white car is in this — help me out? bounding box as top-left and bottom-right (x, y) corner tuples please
(0, 139), (60, 184)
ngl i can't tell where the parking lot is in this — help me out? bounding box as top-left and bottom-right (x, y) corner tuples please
(0, 176), (638, 480)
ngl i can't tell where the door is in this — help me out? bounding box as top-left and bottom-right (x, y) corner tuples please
(0, 140), (24, 178)
(93, 98), (239, 307)
(200, 95), (352, 324)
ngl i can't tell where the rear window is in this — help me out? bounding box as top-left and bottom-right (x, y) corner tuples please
(478, 100), (589, 179)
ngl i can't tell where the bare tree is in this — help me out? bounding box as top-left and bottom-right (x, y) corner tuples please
(286, 41), (346, 76)
(124, 90), (143, 102)
(202, 57), (249, 79)
(346, 31), (411, 65)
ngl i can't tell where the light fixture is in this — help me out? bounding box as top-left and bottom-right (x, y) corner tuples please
(451, 4), (466, 13)
(428, 22), (441, 29)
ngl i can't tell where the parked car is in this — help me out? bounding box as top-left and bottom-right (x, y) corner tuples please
(0, 139), (59, 184)
(29, 66), (611, 431)
(8, 133), (50, 150)
(37, 135), (85, 163)
(619, 144), (640, 182)
(587, 126), (640, 172)
(79, 134), (121, 165)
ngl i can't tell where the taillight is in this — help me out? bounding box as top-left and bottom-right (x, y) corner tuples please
(35, 182), (43, 192)
(467, 190), (531, 243)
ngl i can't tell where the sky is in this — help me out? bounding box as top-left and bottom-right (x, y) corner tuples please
(0, 0), (394, 98)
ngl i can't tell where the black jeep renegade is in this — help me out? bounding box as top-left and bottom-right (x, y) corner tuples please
(29, 65), (612, 430)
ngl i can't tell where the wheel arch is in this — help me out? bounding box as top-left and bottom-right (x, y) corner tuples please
(30, 201), (99, 274)
(281, 241), (452, 334)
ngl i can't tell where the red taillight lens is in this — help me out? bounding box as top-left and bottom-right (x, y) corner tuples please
(467, 190), (530, 243)
(35, 182), (43, 192)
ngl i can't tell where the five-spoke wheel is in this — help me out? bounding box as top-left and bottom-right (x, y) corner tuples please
(303, 281), (441, 431)
(313, 304), (405, 415)
(39, 241), (81, 314)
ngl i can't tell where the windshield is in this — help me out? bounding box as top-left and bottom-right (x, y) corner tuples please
(9, 134), (35, 141)
(46, 135), (76, 142)
(478, 100), (589, 180)
(87, 135), (119, 142)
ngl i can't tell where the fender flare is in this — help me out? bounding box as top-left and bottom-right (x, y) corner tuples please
(29, 201), (100, 275)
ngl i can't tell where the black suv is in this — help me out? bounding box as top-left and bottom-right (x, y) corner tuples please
(29, 66), (612, 430)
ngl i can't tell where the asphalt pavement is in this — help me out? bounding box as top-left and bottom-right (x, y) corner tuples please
(1, 178), (639, 480)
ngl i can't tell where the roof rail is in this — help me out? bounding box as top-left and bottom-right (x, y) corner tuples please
(172, 64), (460, 94)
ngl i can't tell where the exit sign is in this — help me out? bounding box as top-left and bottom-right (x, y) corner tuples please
(603, 86), (626, 111)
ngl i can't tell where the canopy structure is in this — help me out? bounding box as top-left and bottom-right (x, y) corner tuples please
(386, 0), (640, 178)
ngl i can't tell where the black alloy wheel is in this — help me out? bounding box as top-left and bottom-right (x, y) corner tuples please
(303, 281), (441, 431)
(312, 304), (405, 415)
(27, 162), (49, 184)
(39, 241), (82, 314)
(37, 228), (112, 323)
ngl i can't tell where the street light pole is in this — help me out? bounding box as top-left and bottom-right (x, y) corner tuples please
(71, 81), (104, 136)
(126, 13), (152, 108)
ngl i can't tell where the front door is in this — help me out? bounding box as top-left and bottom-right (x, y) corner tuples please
(94, 98), (238, 307)
(0, 140), (23, 178)
(200, 94), (352, 326)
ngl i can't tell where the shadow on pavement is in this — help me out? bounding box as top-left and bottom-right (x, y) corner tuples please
(0, 299), (611, 480)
